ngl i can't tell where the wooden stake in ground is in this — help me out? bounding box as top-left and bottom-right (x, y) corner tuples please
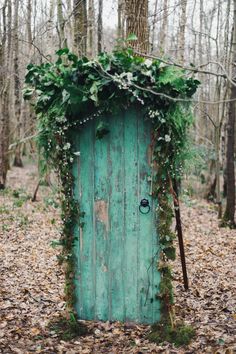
(172, 178), (189, 291)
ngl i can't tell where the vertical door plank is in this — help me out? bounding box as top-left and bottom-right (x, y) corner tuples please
(94, 115), (110, 320)
(72, 132), (81, 316)
(108, 111), (125, 321)
(74, 120), (96, 319)
(138, 113), (161, 323)
(151, 192), (161, 323)
(123, 109), (139, 321)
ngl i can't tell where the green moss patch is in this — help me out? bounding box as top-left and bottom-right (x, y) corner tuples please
(147, 322), (195, 347)
(49, 314), (88, 341)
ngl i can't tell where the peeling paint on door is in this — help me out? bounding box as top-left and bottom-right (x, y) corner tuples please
(94, 199), (109, 232)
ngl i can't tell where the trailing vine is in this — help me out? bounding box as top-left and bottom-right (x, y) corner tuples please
(24, 47), (199, 336)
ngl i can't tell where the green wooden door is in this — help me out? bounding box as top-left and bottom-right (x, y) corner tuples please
(72, 108), (160, 324)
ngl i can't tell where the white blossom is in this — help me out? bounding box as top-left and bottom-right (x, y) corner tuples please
(164, 134), (171, 142)
(144, 59), (152, 68)
(63, 142), (71, 150)
(56, 115), (67, 123)
(74, 151), (80, 156)
(149, 110), (159, 118)
(159, 62), (167, 69)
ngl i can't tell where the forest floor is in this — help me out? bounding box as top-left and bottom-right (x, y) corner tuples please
(0, 163), (236, 354)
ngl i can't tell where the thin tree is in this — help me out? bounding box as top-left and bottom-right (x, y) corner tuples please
(150, 0), (158, 52)
(159, 0), (168, 53)
(223, 0), (236, 226)
(0, 0), (9, 188)
(97, 0), (103, 53)
(87, 0), (95, 57)
(177, 0), (187, 63)
(57, 0), (67, 48)
(13, 0), (23, 167)
(118, 0), (125, 39)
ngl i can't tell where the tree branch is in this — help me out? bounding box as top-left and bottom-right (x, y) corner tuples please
(134, 50), (231, 81)
(96, 62), (236, 105)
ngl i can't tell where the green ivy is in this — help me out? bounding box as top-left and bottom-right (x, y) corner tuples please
(24, 47), (199, 330)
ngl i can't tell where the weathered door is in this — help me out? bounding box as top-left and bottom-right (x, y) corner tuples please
(72, 108), (160, 324)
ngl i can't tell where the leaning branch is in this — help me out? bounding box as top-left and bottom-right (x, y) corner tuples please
(8, 132), (38, 151)
(18, 38), (52, 63)
(134, 50), (233, 83)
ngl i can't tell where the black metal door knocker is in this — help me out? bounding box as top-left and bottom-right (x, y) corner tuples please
(139, 198), (150, 214)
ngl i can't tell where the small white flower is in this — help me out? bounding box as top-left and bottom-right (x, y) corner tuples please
(126, 72), (133, 84)
(159, 62), (166, 68)
(144, 70), (152, 77)
(144, 59), (152, 68)
(74, 151), (80, 156)
(56, 115), (67, 123)
(165, 134), (171, 142)
(63, 142), (71, 150)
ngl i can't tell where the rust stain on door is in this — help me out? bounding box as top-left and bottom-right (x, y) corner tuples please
(94, 199), (109, 232)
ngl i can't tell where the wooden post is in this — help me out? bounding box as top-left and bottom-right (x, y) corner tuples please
(172, 178), (189, 291)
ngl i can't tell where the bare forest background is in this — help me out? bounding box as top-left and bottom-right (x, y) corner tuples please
(0, 0), (236, 225)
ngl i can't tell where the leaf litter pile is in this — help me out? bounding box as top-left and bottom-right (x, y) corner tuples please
(0, 164), (235, 353)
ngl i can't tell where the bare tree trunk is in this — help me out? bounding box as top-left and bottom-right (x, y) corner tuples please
(27, 0), (33, 48)
(13, 0), (23, 167)
(222, 0), (231, 196)
(125, 0), (149, 53)
(159, 0), (168, 53)
(0, 0), (10, 189)
(223, 0), (236, 226)
(45, 0), (55, 54)
(57, 0), (67, 48)
(66, 0), (73, 48)
(87, 0), (95, 57)
(150, 0), (158, 52)
(0, 90), (7, 189)
(177, 0), (187, 63)
(73, 0), (87, 56)
(97, 0), (103, 53)
(23, 0), (35, 157)
(118, 0), (125, 39)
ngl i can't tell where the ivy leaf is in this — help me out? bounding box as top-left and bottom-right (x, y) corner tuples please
(90, 82), (99, 102)
(90, 82), (98, 94)
(98, 52), (111, 71)
(26, 63), (34, 70)
(67, 53), (78, 64)
(66, 85), (84, 104)
(25, 67), (39, 84)
(158, 66), (183, 85)
(62, 90), (70, 104)
(96, 121), (110, 140)
(90, 94), (98, 102)
(56, 48), (70, 56)
(23, 88), (34, 100)
(127, 33), (138, 41)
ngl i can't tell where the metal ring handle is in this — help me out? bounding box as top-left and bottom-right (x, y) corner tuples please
(139, 204), (151, 214)
(139, 199), (150, 214)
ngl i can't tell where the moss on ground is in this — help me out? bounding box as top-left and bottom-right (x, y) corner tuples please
(49, 314), (88, 341)
(147, 322), (195, 347)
